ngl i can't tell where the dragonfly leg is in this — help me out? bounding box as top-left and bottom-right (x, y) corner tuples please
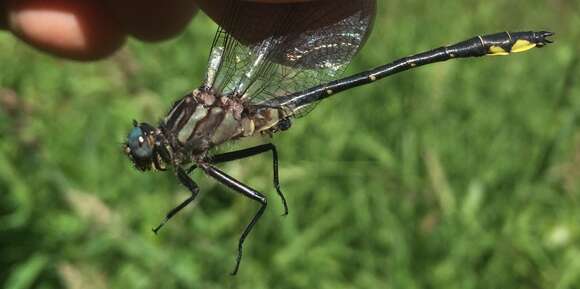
(208, 143), (288, 215)
(186, 164), (197, 174)
(201, 164), (267, 275)
(152, 167), (200, 234)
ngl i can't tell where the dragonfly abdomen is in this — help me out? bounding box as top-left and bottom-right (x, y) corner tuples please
(265, 30), (553, 113)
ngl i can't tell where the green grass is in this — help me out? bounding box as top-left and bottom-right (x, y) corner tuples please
(1, 1), (580, 288)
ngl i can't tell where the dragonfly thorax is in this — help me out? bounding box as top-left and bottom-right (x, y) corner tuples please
(125, 88), (288, 172)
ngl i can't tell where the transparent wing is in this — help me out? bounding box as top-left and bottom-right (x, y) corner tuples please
(201, 0), (376, 116)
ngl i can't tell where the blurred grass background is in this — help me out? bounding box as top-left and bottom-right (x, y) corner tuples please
(1, 0), (580, 288)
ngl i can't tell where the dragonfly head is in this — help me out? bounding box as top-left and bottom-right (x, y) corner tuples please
(124, 120), (166, 171)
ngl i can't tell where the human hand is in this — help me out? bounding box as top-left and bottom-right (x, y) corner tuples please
(0, 0), (317, 61)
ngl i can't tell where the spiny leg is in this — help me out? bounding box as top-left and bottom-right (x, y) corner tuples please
(152, 167), (200, 234)
(208, 143), (288, 215)
(201, 164), (267, 275)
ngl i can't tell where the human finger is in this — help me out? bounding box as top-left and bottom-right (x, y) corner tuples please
(5, 0), (126, 61)
(197, 0), (370, 44)
(104, 0), (197, 42)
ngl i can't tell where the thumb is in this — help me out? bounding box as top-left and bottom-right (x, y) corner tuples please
(5, 0), (125, 61)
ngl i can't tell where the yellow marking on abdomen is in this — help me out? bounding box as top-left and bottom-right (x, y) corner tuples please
(511, 40), (537, 53)
(488, 46), (509, 56)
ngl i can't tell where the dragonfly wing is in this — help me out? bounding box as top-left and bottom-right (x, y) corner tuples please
(201, 0), (376, 117)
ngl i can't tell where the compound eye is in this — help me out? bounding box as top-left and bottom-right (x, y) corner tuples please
(127, 127), (153, 159)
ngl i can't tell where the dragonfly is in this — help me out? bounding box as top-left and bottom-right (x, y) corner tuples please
(123, 0), (554, 275)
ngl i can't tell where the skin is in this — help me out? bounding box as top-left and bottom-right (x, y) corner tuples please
(0, 0), (322, 61)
